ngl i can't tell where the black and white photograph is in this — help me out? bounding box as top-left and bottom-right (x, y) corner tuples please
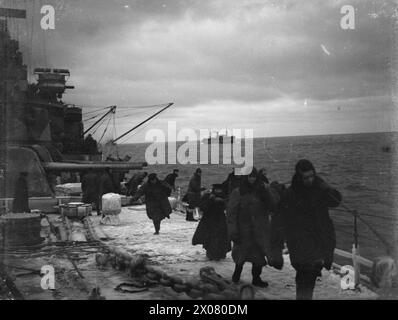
(0, 0), (397, 308)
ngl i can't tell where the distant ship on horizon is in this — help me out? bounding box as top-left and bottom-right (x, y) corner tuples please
(201, 130), (235, 144)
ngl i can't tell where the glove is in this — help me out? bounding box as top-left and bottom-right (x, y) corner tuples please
(315, 177), (331, 191)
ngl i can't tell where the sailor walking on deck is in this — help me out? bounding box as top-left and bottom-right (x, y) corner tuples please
(126, 171), (148, 197)
(192, 184), (231, 260)
(186, 168), (203, 222)
(226, 167), (279, 287)
(163, 169), (179, 197)
(132, 173), (172, 235)
(275, 159), (342, 300)
(221, 167), (241, 196)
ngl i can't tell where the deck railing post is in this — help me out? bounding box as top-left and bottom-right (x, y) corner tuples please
(352, 243), (361, 286)
(353, 210), (360, 286)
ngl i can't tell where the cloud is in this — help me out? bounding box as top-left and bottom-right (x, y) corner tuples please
(7, 0), (397, 141)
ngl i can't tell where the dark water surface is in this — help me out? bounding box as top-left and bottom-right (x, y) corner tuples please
(117, 132), (398, 261)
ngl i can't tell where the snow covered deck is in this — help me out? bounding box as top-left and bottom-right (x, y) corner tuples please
(100, 206), (378, 300)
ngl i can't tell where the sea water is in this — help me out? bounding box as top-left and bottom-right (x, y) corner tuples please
(118, 132), (398, 262)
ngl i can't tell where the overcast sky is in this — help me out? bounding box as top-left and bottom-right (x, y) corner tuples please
(4, 0), (398, 143)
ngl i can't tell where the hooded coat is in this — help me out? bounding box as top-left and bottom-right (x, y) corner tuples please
(134, 179), (172, 221)
(163, 172), (178, 197)
(278, 171), (342, 270)
(192, 191), (231, 259)
(221, 171), (241, 196)
(187, 173), (201, 209)
(226, 172), (278, 265)
(126, 172), (147, 196)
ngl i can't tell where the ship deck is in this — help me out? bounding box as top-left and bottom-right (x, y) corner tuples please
(0, 206), (380, 300)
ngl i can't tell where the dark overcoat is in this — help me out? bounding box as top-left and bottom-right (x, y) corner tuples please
(192, 193), (231, 259)
(226, 182), (278, 265)
(278, 176), (341, 270)
(187, 174), (201, 208)
(135, 181), (172, 221)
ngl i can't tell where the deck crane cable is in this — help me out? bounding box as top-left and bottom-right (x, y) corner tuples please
(116, 103), (167, 110)
(91, 115), (110, 136)
(116, 106), (169, 144)
(84, 104), (165, 124)
(83, 106), (116, 135)
(112, 111), (119, 158)
(83, 113), (106, 122)
(83, 104), (165, 122)
(117, 114), (158, 144)
(112, 108), (116, 141)
(113, 108), (157, 120)
(113, 102), (173, 143)
(82, 106), (110, 116)
(81, 103), (161, 111)
(98, 115), (112, 144)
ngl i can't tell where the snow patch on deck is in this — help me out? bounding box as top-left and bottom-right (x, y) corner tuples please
(100, 206), (378, 300)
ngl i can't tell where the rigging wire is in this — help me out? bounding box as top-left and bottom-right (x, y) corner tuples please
(90, 115), (109, 136)
(82, 107), (110, 116)
(112, 111), (119, 157)
(80, 103), (165, 111)
(98, 115), (112, 144)
(82, 105), (165, 123)
(116, 103), (167, 110)
(83, 113), (105, 122)
(112, 109), (116, 141)
(84, 108), (152, 122)
(117, 115), (158, 144)
(113, 109), (157, 120)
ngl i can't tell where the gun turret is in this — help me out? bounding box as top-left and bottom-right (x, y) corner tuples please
(34, 68), (73, 100)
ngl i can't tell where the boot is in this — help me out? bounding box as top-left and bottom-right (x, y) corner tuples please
(153, 220), (160, 235)
(232, 263), (244, 283)
(295, 269), (317, 300)
(252, 264), (268, 288)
